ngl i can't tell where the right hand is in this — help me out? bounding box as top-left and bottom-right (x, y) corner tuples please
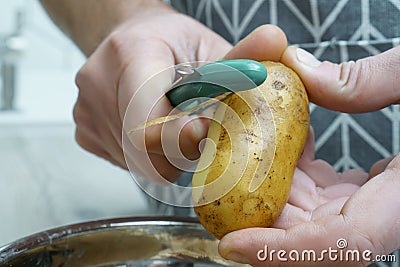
(73, 3), (287, 183)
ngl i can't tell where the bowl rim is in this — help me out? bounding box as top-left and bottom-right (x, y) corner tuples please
(0, 216), (202, 264)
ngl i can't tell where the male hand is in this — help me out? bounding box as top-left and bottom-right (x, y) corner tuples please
(73, 6), (287, 183)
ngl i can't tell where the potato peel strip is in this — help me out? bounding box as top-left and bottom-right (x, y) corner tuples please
(128, 93), (231, 133)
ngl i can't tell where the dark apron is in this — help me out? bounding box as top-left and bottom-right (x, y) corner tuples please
(170, 0), (400, 171)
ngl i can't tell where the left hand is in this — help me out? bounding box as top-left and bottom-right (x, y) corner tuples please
(218, 42), (400, 266)
(219, 128), (400, 266)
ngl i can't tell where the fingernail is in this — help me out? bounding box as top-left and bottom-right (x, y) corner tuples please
(225, 251), (251, 264)
(296, 48), (321, 67)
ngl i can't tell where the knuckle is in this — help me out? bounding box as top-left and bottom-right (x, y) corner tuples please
(72, 100), (82, 126)
(74, 128), (88, 151)
(75, 67), (89, 89)
(108, 30), (128, 55)
(75, 28), (140, 91)
(339, 61), (363, 102)
(338, 60), (369, 104)
(107, 30), (137, 67)
(74, 128), (105, 161)
(75, 62), (97, 94)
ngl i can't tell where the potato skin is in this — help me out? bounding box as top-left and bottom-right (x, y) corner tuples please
(193, 61), (310, 240)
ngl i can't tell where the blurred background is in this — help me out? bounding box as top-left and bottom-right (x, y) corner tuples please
(0, 0), (149, 246)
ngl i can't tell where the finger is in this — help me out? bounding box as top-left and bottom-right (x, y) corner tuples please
(121, 128), (186, 183)
(310, 197), (348, 221)
(224, 24), (287, 61)
(289, 168), (321, 211)
(318, 183), (360, 199)
(139, 116), (209, 159)
(148, 153), (183, 182)
(119, 41), (175, 127)
(297, 128), (369, 187)
(299, 159), (339, 188)
(272, 203), (309, 229)
(119, 42), (201, 168)
(73, 98), (126, 167)
(290, 168), (360, 213)
(297, 128), (341, 188)
(297, 127), (316, 166)
(112, 42), (197, 182)
(219, 215), (357, 266)
(299, 157), (368, 188)
(281, 46), (400, 113)
(195, 26), (232, 61)
(275, 197), (349, 233)
(336, 169), (369, 186)
(289, 172), (359, 212)
(385, 152), (400, 169)
(369, 156), (395, 179)
(75, 44), (127, 166)
(75, 127), (126, 168)
(120, 41), (220, 166)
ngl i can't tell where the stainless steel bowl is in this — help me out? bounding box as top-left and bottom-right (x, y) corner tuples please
(0, 217), (243, 267)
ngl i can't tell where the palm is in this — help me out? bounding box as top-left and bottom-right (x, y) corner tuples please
(273, 129), (369, 230)
(219, 129), (400, 266)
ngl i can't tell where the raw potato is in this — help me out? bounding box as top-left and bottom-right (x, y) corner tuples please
(192, 61), (310, 239)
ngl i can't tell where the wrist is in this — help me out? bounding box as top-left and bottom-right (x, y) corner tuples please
(83, 0), (176, 55)
(42, 0), (177, 56)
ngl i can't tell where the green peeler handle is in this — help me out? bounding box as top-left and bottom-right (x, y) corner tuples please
(198, 59), (267, 85)
(166, 59), (267, 109)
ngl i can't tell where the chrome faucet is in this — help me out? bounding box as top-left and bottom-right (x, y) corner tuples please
(0, 9), (26, 110)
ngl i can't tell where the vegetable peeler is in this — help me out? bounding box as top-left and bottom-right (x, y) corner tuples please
(166, 59), (267, 111)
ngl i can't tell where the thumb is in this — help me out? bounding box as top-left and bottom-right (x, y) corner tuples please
(224, 24), (287, 61)
(281, 45), (400, 113)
